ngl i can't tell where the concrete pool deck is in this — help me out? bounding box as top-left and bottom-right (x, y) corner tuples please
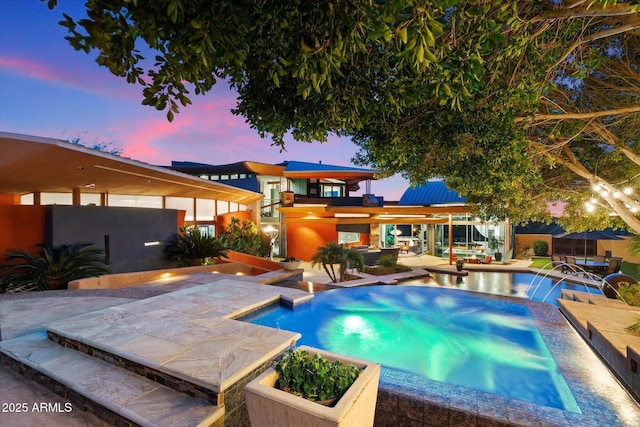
(1, 256), (639, 426)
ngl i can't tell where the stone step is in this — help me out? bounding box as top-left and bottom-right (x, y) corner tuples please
(0, 331), (223, 427)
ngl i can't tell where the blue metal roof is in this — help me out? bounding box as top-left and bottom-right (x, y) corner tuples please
(398, 181), (467, 205)
(280, 161), (377, 174)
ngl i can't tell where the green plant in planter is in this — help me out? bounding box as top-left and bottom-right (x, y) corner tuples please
(275, 348), (361, 404)
(488, 236), (505, 261)
(456, 260), (464, 271)
(282, 256), (299, 262)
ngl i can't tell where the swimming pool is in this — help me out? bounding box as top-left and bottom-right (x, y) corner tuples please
(245, 285), (580, 412)
(401, 271), (602, 305)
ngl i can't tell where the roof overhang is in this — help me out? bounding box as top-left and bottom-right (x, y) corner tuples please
(0, 132), (263, 205)
(283, 171), (377, 180)
(278, 205), (470, 225)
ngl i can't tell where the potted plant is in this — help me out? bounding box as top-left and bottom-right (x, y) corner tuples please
(488, 236), (505, 262)
(456, 259), (464, 271)
(279, 256), (301, 271)
(244, 346), (380, 427)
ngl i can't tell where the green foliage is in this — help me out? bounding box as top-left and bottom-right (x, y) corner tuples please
(364, 262), (411, 276)
(533, 241), (549, 257)
(617, 283), (640, 307)
(219, 218), (271, 257)
(456, 260), (465, 270)
(311, 242), (364, 283)
(488, 237), (504, 253)
(165, 226), (227, 267)
(377, 254), (397, 268)
(275, 348), (361, 403)
(0, 243), (110, 292)
(625, 319), (640, 336)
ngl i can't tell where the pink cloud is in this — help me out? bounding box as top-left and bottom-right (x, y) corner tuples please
(0, 54), (139, 99)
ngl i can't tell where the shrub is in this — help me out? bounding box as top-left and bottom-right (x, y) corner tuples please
(377, 254), (397, 268)
(275, 348), (360, 403)
(1, 243), (110, 292)
(219, 218), (271, 257)
(165, 226), (227, 267)
(533, 240), (549, 257)
(364, 264), (411, 275)
(617, 283), (640, 307)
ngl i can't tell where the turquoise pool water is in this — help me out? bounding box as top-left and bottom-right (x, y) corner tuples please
(245, 285), (580, 412)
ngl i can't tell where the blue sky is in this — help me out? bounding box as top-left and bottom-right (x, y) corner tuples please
(0, 0), (409, 199)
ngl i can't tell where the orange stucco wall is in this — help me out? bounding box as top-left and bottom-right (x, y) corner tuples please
(0, 195), (46, 261)
(286, 223), (339, 261)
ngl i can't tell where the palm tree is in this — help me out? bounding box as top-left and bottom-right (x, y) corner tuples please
(0, 243), (110, 292)
(165, 226), (228, 267)
(311, 242), (364, 283)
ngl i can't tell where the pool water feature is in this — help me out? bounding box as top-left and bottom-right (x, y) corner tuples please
(245, 285), (580, 413)
(401, 271), (602, 305)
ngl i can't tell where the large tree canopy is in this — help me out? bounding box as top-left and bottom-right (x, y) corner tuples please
(46, 0), (640, 234)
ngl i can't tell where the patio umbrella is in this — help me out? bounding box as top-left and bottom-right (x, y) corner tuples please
(552, 230), (622, 261)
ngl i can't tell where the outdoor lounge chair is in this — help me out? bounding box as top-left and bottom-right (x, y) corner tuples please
(481, 255), (492, 264)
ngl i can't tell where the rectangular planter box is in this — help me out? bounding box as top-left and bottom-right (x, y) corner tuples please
(244, 346), (380, 427)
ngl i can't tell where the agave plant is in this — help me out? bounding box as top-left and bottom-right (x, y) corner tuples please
(0, 243), (110, 292)
(311, 242), (364, 283)
(165, 226), (228, 267)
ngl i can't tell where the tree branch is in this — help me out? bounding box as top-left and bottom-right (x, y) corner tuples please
(516, 105), (640, 122)
(530, 4), (639, 21)
(551, 18), (640, 69)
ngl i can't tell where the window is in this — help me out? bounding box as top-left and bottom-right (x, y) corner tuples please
(321, 184), (344, 197)
(166, 197), (195, 221)
(196, 199), (215, 221)
(109, 195), (162, 208)
(217, 200), (229, 215)
(338, 232), (360, 244)
(40, 192), (72, 205)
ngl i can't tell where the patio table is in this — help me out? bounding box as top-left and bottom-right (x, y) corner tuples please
(575, 259), (609, 276)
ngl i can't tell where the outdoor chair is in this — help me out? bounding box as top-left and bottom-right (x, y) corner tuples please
(552, 254), (570, 274)
(564, 256), (579, 275)
(481, 255), (492, 264)
(593, 255), (606, 263)
(605, 258), (622, 276)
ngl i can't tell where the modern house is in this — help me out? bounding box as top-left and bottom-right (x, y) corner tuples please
(168, 162), (474, 261)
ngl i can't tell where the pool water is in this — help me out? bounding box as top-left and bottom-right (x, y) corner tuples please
(245, 285), (580, 412)
(402, 271), (603, 305)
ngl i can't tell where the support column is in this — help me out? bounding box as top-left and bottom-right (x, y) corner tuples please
(72, 188), (81, 205)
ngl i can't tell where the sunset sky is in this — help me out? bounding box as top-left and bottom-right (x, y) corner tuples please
(0, 1), (409, 199)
